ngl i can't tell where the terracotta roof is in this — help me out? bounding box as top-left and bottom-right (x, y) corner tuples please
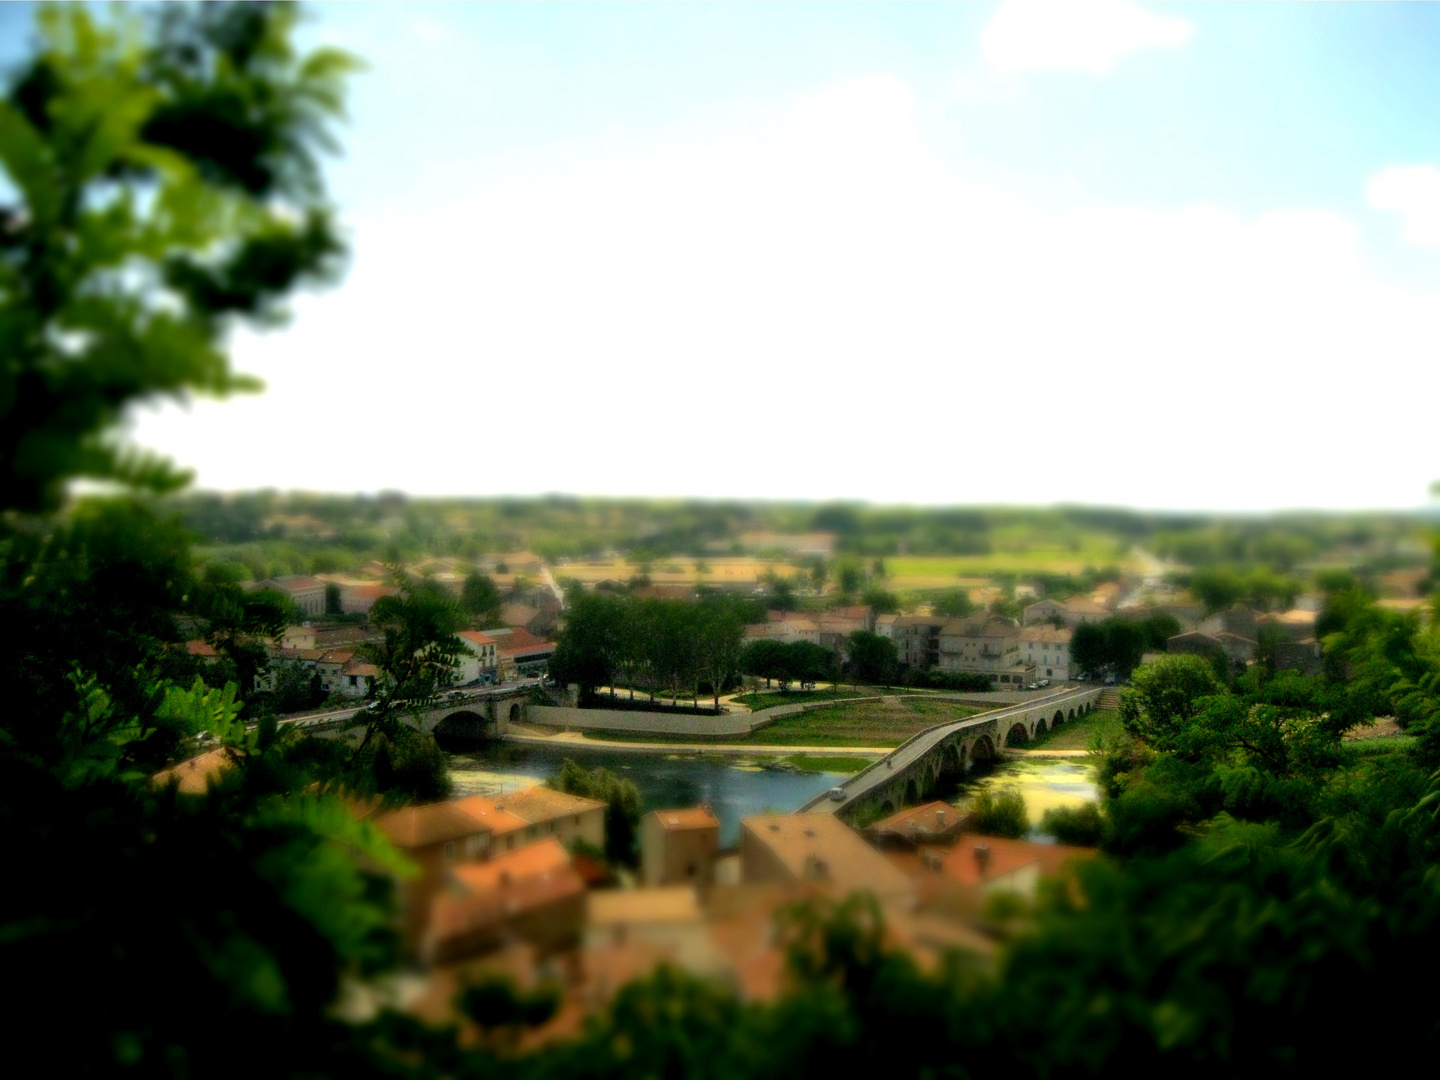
(270, 575), (324, 591)
(451, 794), (530, 836)
(346, 583), (398, 600)
(449, 837), (570, 892)
(342, 660), (381, 676)
(741, 814), (913, 900)
(1063, 597), (1108, 615)
(867, 801), (964, 838)
(588, 886), (702, 925)
(490, 786), (607, 825)
(459, 630), (497, 646)
(371, 801), (490, 849)
(185, 640), (218, 657)
(647, 807), (720, 831)
(940, 835), (1094, 887)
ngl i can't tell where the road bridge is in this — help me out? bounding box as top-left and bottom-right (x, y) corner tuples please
(798, 685), (1104, 821)
(287, 683), (538, 741)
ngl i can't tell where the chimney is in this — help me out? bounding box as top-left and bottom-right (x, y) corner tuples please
(974, 843), (990, 877)
(935, 809), (946, 827)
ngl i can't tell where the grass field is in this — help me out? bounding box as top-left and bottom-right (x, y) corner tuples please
(744, 698), (977, 747)
(733, 687), (888, 711)
(1025, 709), (1123, 750)
(884, 543), (1136, 588)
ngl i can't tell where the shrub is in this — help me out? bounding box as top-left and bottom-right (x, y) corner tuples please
(1040, 803), (1103, 846)
(969, 788), (1028, 838)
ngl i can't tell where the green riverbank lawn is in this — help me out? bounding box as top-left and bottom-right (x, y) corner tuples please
(745, 698), (977, 747)
(1025, 709), (1123, 751)
(784, 754), (871, 774)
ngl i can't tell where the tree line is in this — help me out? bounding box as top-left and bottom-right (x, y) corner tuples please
(550, 592), (755, 707)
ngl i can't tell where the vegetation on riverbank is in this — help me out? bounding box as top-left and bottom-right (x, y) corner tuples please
(1024, 708), (1123, 751)
(744, 699), (977, 747)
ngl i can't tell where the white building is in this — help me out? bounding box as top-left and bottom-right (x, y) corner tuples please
(457, 630), (499, 684)
(1018, 625), (1073, 682)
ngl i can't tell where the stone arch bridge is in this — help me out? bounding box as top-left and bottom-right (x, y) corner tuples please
(297, 685), (535, 742)
(798, 686), (1104, 822)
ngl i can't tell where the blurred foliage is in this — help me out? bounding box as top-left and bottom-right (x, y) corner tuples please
(968, 788), (1029, 839)
(546, 758), (641, 866)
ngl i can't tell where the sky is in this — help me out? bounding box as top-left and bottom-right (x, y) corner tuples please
(16, 1), (1440, 511)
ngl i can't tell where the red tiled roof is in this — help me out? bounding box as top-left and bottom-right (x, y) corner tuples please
(459, 630), (497, 646)
(648, 807), (720, 831)
(185, 640), (217, 657)
(940, 835), (1094, 886)
(371, 801), (490, 849)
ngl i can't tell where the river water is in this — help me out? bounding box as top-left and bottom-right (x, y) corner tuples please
(445, 742), (1098, 846)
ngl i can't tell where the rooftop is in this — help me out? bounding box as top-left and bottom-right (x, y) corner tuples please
(647, 807), (720, 832)
(742, 814), (913, 900)
(589, 886), (703, 926)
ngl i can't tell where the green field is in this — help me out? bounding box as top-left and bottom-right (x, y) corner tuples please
(743, 698), (977, 747)
(733, 687), (887, 711)
(1025, 709), (1123, 750)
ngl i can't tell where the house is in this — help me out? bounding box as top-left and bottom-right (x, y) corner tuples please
(938, 835), (1094, 898)
(865, 801), (967, 848)
(1022, 599), (1067, 626)
(339, 657), (381, 697)
(1018, 624), (1073, 682)
(1166, 631), (1228, 667)
(938, 616), (1024, 681)
(875, 613), (899, 639)
(457, 630), (499, 684)
(735, 532), (836, 557)
(641, 807), (721, 888)
(585, 887), (716, 974)
(1198, 607), (1260, 641)
(339, 582), (399, 616)
(280, 624), (316, 650)
(890, 615), (949, 670)
(486, 627), (556, 680)
(739, 814), (913, 904)
(478, 786), (607, 855)
(365, 785), (606, 954)
(426, 838), (587, 966)
(1273, 638), (1323, 676)
(251, 575), (326, 616)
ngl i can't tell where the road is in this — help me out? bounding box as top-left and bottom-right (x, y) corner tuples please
(272, 678), (546, 730)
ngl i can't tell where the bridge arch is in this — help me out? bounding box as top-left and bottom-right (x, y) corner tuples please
(1004, 722), (1028, 748)
(970, 734), (996, 762)
(904, 779), (919, 806)
(1053, 710), (1064, 727)
(1068, 707), (1076, 720)
(432, 709), (495, 742)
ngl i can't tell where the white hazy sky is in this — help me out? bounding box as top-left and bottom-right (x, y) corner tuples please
(114, 1), (1440, 511)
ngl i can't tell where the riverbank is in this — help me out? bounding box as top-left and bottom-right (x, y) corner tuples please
(505, 729), (891, 757)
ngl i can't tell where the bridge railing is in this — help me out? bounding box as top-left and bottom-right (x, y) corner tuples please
(799, 686), (1096, 812)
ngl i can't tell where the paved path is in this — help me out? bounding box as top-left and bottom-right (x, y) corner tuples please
(503, 730), (889, 756)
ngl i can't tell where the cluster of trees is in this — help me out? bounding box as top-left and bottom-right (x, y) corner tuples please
(739, 639), (837, 690)
(1070, 613), (1182, 678)
(550, 592), (753, 707)
(546, 759), (642, 866)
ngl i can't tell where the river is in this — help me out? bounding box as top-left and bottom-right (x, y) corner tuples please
(445, 741), (1098, 846)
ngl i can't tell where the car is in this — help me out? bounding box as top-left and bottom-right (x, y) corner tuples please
(828, 787), (846, 802)
(446, 690), (466, 701)
(1104, 674), (1117, 685)
(1026, 682), (1039, 690)
(1038, 679), (1051, 688)
(365, 700), (383, 714)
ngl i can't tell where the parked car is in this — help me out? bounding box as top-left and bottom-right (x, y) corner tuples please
(1038, 679), (1050, 688)
(828, 787), (846, 802)
(1104, 674), (1117, 685)
(1026, 682), (1039, 690)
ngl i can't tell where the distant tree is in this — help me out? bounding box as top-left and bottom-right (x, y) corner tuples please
(548, 759), (641, 865)
(861, 588), (900, 614)
(324, 582), (342, 615)
(836, 558), (865, 596)
(848, 631), (898, 686)
(461, 570), (504, 626)
(741, 639), (793, 689)
(932, 589), (975, 618)
(697, 598), (747, 708)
